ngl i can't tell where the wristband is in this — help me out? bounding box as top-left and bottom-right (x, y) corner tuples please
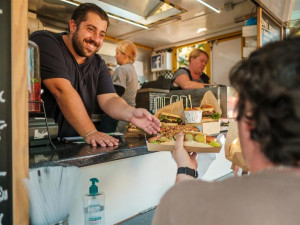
(85, 129), (97, 138)
(177, 167), (198, 178)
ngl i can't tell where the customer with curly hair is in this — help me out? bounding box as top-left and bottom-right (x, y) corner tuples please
(152, 37), (300, 225)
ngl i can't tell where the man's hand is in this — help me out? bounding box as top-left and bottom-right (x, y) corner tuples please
(172, 132), (198, 182)
(130, 108), (161, 135)
(85, 131), (119, 147)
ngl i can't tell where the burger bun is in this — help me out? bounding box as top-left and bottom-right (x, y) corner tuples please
(200, 104), (215, 113)
(160, 112), (181, 119)
(161, 122), (179, 127)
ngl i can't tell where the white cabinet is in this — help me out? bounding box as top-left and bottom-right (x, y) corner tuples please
(242, 25), (257, 58)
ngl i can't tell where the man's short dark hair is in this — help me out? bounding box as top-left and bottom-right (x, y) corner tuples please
(230, 37), (300, 167)
(71, 3), (110, 28)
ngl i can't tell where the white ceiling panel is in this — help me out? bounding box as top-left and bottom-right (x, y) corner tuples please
(28, 0), (298, 49)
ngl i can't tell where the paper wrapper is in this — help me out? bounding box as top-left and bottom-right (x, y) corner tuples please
(154, 100), (184, 122)
(224, 121), (239, 160)
(200, 90), (222, 122)
(147, 140), (221, 153)
(224, 121), (249, 172)
(231, 152), (249, 172)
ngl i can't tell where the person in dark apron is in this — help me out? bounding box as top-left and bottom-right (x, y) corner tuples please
(170, 49), (210, 90)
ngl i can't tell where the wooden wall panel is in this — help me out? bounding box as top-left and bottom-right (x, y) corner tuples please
(11, 0), (29, 224)
(257, 6), (262, 47)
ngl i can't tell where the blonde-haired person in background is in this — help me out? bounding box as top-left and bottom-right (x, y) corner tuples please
(112, 40), (139, 133)
(170, 49), (211, 90)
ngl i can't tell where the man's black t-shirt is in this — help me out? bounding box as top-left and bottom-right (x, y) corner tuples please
(30, 30), (115, 137)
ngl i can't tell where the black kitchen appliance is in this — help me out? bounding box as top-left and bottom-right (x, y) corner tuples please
(29, 117), (58, 147)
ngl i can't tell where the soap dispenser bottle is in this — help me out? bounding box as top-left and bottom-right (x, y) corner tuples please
(83, 178), (105, 225)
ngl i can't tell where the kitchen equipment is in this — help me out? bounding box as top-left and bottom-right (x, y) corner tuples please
(135, 88), (169, 113)
(27, 40), (58, 147)
(166, 87), (219, 108)
(219, 86), (238, 118)
(180, 95), (188, 108)
(29, 117), (58, 147)
(28, 40), (41, 113)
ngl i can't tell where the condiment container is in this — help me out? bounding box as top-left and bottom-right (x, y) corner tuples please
(184, 110), (203, 123)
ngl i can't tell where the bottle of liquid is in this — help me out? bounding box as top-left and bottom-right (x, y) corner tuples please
(83, 178), (105, 225)
(28, 40), (41, 113)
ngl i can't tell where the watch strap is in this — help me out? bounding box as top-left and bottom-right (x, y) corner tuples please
(177, 167), (198, 178)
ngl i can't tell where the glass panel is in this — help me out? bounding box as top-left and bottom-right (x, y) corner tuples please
(153, 3), (173, 15)
(177, 42), (207, 68)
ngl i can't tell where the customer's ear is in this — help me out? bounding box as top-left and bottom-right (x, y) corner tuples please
(243, 101), (255, 131)
(242, 116), (255, 132)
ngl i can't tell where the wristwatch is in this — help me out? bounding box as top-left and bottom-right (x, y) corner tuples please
(177, 167), (198, 178)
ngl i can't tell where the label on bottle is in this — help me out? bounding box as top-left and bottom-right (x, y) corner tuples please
(89, 216), (101, 222)
(85, 204), (104, 225)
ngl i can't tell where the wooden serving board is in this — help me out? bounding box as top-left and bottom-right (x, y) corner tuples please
(147, 141), (221, 153)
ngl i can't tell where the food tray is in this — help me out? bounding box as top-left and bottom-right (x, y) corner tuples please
(147, 140), (221, 153)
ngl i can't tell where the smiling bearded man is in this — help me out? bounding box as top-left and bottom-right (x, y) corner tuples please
(70, 11), (104, 58)
(72, 26), (101, 57)
(29, 3), (160, 146)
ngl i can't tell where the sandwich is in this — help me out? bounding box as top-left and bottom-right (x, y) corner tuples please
(200, 104), (220, 120)
(228, 138), (249, 172)
(126, 123), (144, 134)
(158, 112), (182, 127)
(227, 138), (242, 161)
(148, 124), (221, 148)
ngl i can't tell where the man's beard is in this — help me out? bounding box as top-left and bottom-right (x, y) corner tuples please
(72, 31), (100, 58)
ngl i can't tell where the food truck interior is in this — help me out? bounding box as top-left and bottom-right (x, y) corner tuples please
(1, 0), (300, 225)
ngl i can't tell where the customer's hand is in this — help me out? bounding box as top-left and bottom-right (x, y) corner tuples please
(172, 132), (198, 170)
(172, 132), (198, 182)
(130, 108), (161, 134)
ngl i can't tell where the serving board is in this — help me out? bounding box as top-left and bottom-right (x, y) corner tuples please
(147, 141), (221, 153)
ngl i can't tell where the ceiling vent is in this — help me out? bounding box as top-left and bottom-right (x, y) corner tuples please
(224, 2), (235, 11)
